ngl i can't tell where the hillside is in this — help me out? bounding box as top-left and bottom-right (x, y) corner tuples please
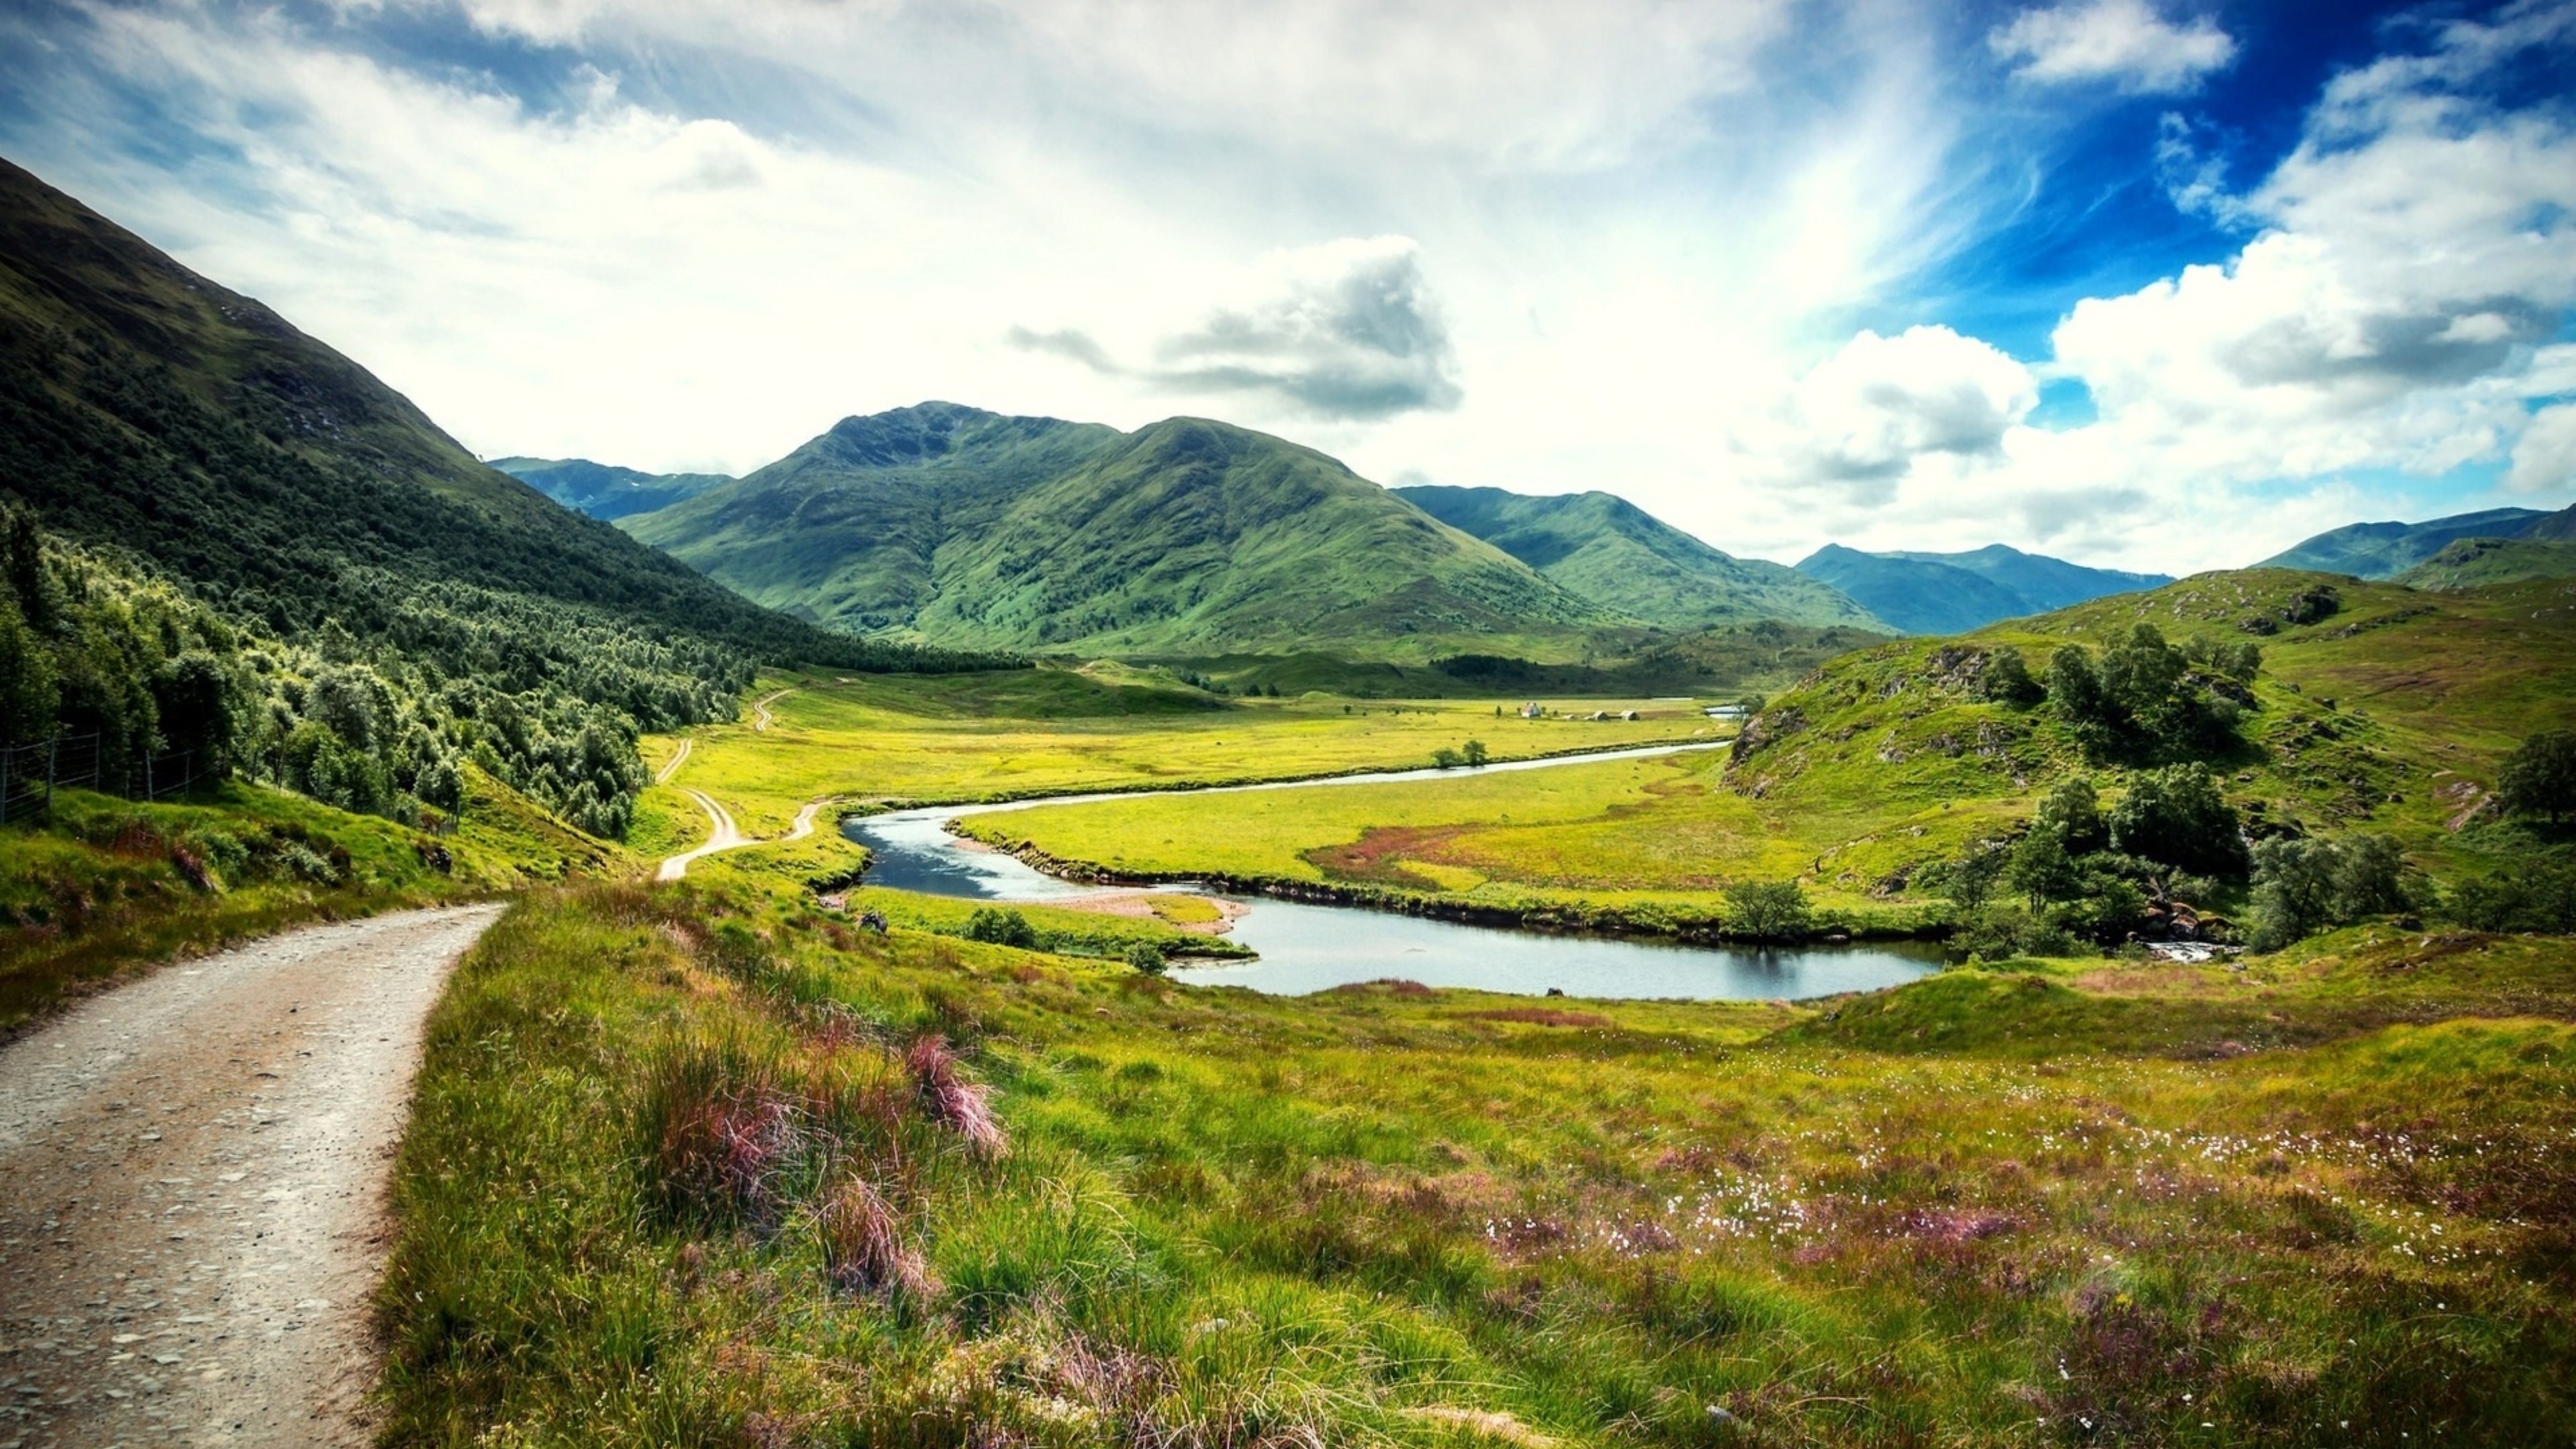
(628, 406), (1631, 661)
(1392, 484), (1880, 629)
(2258, 506), (2550, 578)
(2397, 533), (2576, 590)
(0, 156), (1010, 840)
(491, 456), (731, 521)
(1792, 542), (2166, 634)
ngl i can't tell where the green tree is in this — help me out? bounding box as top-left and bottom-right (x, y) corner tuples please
(2248, 833), (2412, 951)
(0, 600), (57, 742)
(1431, 747), (1464, 769)
(1944, 845), (2005, 910)
(151, 649), (237, 767)
(2007, 824), (2079, 912)
(2033, 775), (2105, 853)
(963, 907), (1039, 949)
(2108, 764), (2248, 877)
(2498, 729), (2576, 824)
(1724, 879), (1811, 941)
(1973, 646), (2042, 705)
(1124, 941), (1168, 976)
(1462, 739), (1489, 766)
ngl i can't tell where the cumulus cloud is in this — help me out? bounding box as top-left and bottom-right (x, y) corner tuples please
(1758, 325), (2037, 502)
(1990, 0), (2235, 93)
(1013, 237), (1464, 421)
(2508, 403), (2576, 494)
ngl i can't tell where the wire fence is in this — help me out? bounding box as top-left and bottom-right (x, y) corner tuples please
(0, 734), (221, 824)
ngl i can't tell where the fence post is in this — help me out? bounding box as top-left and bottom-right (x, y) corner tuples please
(46, 735), (57, 814)
(1, 743), (11, 826)
(144, 749), (155, 802)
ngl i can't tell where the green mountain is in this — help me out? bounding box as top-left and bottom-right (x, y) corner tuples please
(2257, 506), (2549, 578)
(625, 405), (1629, 661)
(1391, 484), (1880, 630)
(1792, 543), (2168, 635)
(0, 155), (1005, 834)
(492, 456), (731, 521)
(2396, 532), (2576, 590)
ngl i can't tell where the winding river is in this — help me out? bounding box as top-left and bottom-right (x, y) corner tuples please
(845, 743), (1944, 1000)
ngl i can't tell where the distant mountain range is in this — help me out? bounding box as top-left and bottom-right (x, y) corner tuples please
(617, 404), (1628, 661)
(2258, 506), (2553, 578)
(1392, 485), (1876, 631)
(492, 456), (730, 521)
(1793, 543), (2174, 635)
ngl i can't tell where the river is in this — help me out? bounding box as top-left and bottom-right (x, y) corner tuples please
(844, 743), (1943, 1000)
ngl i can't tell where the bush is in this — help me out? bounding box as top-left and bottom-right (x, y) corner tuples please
(2443, 860), (2576, 934)
(2499, 730), (2576, 825)
(1951, 904), (2079, 960)
(2248, 833), (2414, 951)
(1124, 941), (1169, 976)
(1972, 646), (2043, 705)
(963, 906), (1039, 949)
(2108, 764), (2249, 878)
(1724, 879), (1811, 942)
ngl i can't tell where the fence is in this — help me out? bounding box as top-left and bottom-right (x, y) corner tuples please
(0, 734), (219, 824)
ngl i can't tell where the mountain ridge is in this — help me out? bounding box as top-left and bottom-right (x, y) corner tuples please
(1793, 543), (2171, 635)
(1391, 484), (1881, 631)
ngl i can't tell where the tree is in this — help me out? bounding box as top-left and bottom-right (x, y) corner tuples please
(2047, 646), (2106, 724)
(2499, 729), (2576, 824)
(2108, 764), (2248, 877)
(964, 907), (1039, 949)
(1124, 942), (1168, 976)
(1725, 879), (1811, 941)
(2248, 833), (2410, 951)
(1462, 739), (1489, 767)
(1431, 747), (1464, 769)
(1974, 646), (2042, 705)
(1944, 845), (2005, 910)
(0, 600), (57, 742)
(2033, 775), (2105, 853)
(152, 649), (237, 767)
(2006, 824), (2079, 912)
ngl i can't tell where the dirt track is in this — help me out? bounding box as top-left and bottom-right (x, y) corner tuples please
(0, 904), (505, 1447)
(657, 794), (827, 881)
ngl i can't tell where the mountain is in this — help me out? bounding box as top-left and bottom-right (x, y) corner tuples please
(2395, 533), (2576, 590)
(2257, 506), (2550, 578)
(625, 405), (1630, 661)
(492, 456), (731, 521)
(1792, 543), (2169, 635)
(1391, 484), (1880, 631)
(0, 155), (1006, 835)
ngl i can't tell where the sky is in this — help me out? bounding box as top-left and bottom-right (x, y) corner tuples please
(3, 0), (2573, 573)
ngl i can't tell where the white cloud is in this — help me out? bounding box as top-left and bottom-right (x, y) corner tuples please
(1754, 325), (2037, 503)
(1013, 237), (1463, 420)
(2508, 404), (2576, 494)
(1990, 0), (2235, 94)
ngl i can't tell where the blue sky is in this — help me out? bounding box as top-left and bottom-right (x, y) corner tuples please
(2, 0), (2571, 571)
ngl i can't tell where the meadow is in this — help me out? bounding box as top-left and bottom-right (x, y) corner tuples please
(377, 876), (2576, 1446)
(633, 662), (1713, 844)
(959, 572), (2576, 938)
(0, 765), (612, 1032)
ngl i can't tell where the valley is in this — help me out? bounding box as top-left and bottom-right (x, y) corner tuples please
(1, 150), (2573, 1448)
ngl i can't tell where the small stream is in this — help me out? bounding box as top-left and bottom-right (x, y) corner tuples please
(845, 744), (1943, 1000)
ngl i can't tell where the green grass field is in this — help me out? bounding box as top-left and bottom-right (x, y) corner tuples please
(637, 662), (1717, 841)
(0, 765), (619, 1032)
(961, 572), (2576, 936)
(378, 878), (2576, 1446)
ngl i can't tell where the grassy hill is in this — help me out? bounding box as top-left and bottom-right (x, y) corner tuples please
(1794, 542), (2171, 634)
(2259, 506), (2551, 578)
(630, 407), (1633, 663)
(2397, 533), (2576, 590)
(973, 569), (2576, 942)
(0, 156), (1013, 847)
(491, 455), (732, 521)
(1393, 484), (1880, 630)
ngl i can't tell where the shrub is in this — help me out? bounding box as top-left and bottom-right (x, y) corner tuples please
(1972, 646), (2043, 704)
(1431, 747), (1463, 769)
(2444, 860), (2576, 933)
(2248, 833), (2414, 951)
(1124, 941), (1169, 975)
(2108, 764), (2248, 878)
(2499, 729), (2576, 824)
(1724, 879), (1811, 942)
(963, 906), (1038, 949)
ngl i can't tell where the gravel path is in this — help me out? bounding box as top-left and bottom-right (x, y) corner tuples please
(0, 904), (506, 1448)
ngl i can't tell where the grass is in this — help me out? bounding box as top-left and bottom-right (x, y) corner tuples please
(635, 663), (1715, 840)
(378, 879), (2576, 1445)
(961, 572), (2576, 937)
(0, 765), (617, 1032)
